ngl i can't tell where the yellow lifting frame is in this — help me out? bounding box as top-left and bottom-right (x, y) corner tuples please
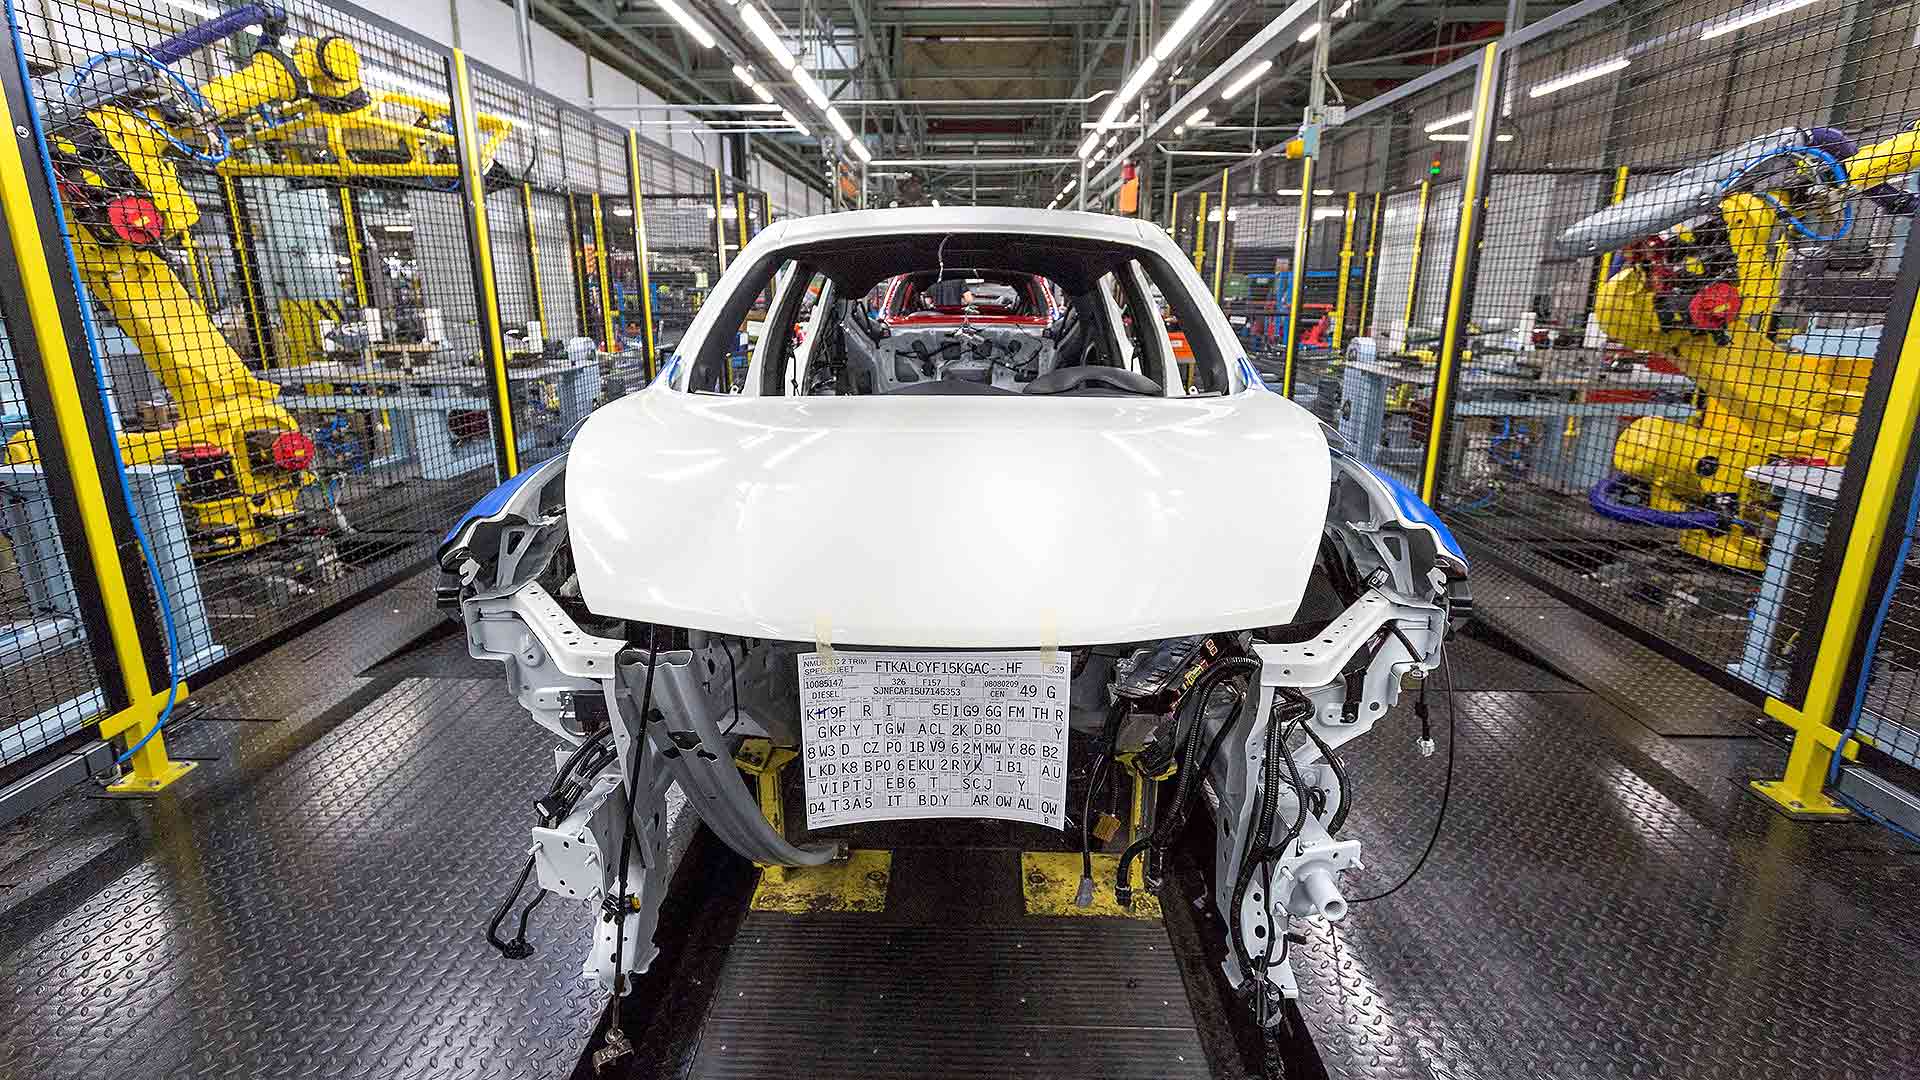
(1281, 157), (1314, 396)
(0, 67), (192, 792)
(1211, 170), (1230, 302)
(1355, 192), (1383, 337)
(1420, 42), (1501, 504)
(624, 132), (658, 376)
(590, 193), (615, 350)
(1331, 192), (1359, 351)
(449, 49), (517, 479)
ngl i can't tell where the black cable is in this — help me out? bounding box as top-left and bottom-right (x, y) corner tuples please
(1353, 648), (1458, 904)
(1078, 700), (1126, 900)
(605, 624), (662, 1031)
(486, 854), (538, 959)
(1115, 658), (1258, 900)
(1298, 715), (1350, 835)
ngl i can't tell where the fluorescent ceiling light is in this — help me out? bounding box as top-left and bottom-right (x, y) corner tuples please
(1096, 55), (1160, 129)
(1313, 207), (1346, 219)
(739, 3), (794, 66)
(1332, 0), (1354, 16)
(1298, 21), (1321, 42)
(782, 109), (811, 137)
(1424, 110), (1472, 133)
(652, 0), (715, 49)
(363, 65), (448, 101)
(1428, 132), (1516, 142)
(732, 64), (755, 87)
(753, 83), (774, 103)
(612, 205), (634, 217)
(826, 107), (854, 141)
(1062, 179), (1077, 195)
(1701, 0), (1818, 40)
(1077, 131), (1101, 158)
(1313, 188), (1333, 195)
(1221, 59), (1273, 100)
(1188, 106), (1210, 125)
(1527, 56), (1628, 98)
(1173, 125), (1185, 136)
(848, 139), (871, 163)
(791, 65), (831, 110)
(1152, 0), (1215, 63)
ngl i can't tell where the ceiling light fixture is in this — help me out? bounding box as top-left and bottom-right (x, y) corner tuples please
(1188, 106), (1210, 125)
(1424, 110), (1472, 133)
(1297, 21), (1321, 42)
(1221, 59), (1273, 100)
(781, 109), (811, 137)
(651, 0), (715, 49)
(825, 107), (854, 141)
(739, 3), (795, 67)
(848, 138), (871, 163)
(791, 65), (830, 110)
(1527, 56), (1629, 98)
(1152, 0), (1215, 62)
(1077, 131), (1101, 158)
(1701, 0), (1818, 40)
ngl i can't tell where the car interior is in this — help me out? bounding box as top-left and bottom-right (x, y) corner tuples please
(681, 232), (1233, 398)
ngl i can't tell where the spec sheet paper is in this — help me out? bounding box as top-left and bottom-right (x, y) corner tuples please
(797, 650), (1070, 829)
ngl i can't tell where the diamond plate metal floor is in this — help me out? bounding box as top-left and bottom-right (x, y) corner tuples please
(0, 668), (606, 1079)
(5, 589), (1919, 1080)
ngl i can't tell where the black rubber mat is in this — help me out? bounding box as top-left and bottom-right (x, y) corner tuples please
(693, 916), (1209, 1079)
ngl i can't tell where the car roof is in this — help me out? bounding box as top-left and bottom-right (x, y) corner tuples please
(761, 206), (1166, 252)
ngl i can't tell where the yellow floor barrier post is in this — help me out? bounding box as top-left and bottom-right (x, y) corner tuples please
(1750, 263), (1920, 815)
(447, 48), (517, 482)
(0, 44), (192, 793)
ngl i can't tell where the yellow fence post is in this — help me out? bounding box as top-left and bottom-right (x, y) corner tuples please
(1592, 165), (1629, 301)
(1331, 192), (1358, 351)
(625, 132), (658, 378)
(221, 175), (274, 365)
(520, 183), (548, 335)
(1403, 179), (1431, 345)
(1281, 157), (1315, 396)
(447, 48), (518, 481)
(1750, 294), (1920, 814)
(338, 187), (370, 308)
(1168, 191), (1180, 237)
(1355, 191), (1383, 337)
(0, 47), (192, 792)
(590, 193), (615, 350)
(1420, 41), (1502, 505)
(1191, 191), (1209, 270)
(1211, 170), (1230, 302)
(711, 168), (727, 273)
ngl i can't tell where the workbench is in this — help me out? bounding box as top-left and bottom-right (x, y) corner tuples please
(1333, 352), (1696, 487)
(262, 357), (602, 480)
(1730, 463), (1843, 697)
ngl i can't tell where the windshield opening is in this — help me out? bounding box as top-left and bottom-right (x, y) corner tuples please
(683, 231), (1230, 398)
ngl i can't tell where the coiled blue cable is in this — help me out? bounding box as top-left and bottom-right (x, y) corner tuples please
(66, 48), (232, 165)
(6, 0), (182, 766)
(1717, 144), (1855, 242)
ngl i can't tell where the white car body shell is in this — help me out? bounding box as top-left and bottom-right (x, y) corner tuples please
(566, 207), (1332, 646)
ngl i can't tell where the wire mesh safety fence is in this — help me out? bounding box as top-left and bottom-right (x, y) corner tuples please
(1217, 184), (1303, 393)
(0, 311), (108, 763)
(645, 187), (725, 361)
(1427, 2), (1920, 709)
(0, 0), (518, 714)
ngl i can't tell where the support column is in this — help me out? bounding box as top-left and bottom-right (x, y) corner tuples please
(448, 48), (518, 481)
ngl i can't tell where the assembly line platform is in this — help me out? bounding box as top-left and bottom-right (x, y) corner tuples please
(1, 569), (1916, 1080)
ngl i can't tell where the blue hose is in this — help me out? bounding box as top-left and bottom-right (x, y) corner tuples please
(1825, 453), (1920, 845)
(66, 48), (231, 165)
(7, 0), (181, 766)
(1717, 144), (1855, 242)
